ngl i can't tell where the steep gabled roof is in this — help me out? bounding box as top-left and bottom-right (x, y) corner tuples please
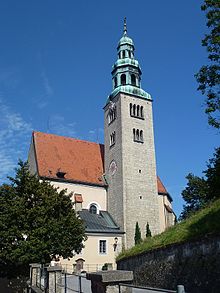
(32, 131), (171, 197)
(32, 131), (105, 186)
(157, 176), (173, 202)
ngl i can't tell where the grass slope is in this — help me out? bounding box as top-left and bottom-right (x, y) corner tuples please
(117, 198), (220, 261)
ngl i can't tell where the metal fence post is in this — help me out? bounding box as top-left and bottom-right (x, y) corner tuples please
(79, 274), (82, 293)
(64, 273), (67, 293)
(177, 285), (185, 293)
(118, 283), (121, 293)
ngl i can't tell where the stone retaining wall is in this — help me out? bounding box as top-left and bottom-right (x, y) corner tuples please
(117, 235), (220, 293)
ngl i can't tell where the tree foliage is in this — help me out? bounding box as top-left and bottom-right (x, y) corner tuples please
(195, 0), (220, 128)
(0, 161), (86, 277)
(134, 222), (142, 245)
(180, 147), (220, 219)
(145, 222), (152, 238)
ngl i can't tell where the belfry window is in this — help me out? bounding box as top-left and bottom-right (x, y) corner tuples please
(133, 128), (144, 143)
(140, 106), (143, 118)
(133, 104), (136, 116)
(122, 50), (125, 59)
(108, 106), (116, 124)
(110, 131), (116, 147)
(121, 74), (126, 85)
(137, 105), (140, 117)
(129, 103), (144, 119)
(131, 74), (136, 86)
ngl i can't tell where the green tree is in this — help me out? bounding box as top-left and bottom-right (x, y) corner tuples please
(180, 173), (209, 219)
(205, 147), (220, 199)
(180, 147), (220, 219)
(145, 222), (152, 238)
(134, 222), (142, 245)
(0, 161), (86, 277)
(195, 0), (220, 129)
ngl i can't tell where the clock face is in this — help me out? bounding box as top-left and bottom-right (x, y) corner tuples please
(109, 160), (117, 176)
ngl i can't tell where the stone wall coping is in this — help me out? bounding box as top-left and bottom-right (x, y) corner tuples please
(86, 270), (133, 283)
(117, 234), (220, 263)
(29, 263), (42, 268)
(47, 266), (62, 272)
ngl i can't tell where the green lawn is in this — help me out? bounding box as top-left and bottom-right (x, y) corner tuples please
(117, 198), (220, 261)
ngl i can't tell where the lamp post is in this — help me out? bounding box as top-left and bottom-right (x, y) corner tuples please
(113, 237), (118, 251)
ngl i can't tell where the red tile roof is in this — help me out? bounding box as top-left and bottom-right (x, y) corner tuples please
(157, 176), (168, 194)
(32, 131), (169, 195)
(33, 131), (105, 186)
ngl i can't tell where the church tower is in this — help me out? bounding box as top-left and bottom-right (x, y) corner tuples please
(104, 19), (160, 248)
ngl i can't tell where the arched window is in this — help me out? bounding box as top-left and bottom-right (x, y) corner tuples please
(140, 130), (143, 142)
(114, 77), (117, 88)
(110, 131), (116, 146)
(133, 104), (136, 116)
(131, 74), (136, 86)
(136, 129), (139, 141)
(121, 74), (126, 85)
(133, 128), (144, 143)
(130, 103), (132, 116)
(140, 106), (143, 118)
(89, 204), (97, 214)
(122, 50), (125, 58)
(108, 106), (116, 124)
(137, 105), (140, 117)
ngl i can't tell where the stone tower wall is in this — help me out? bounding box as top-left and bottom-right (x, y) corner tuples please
(104, 95), (124, 233)
(104, 92), (160, 249)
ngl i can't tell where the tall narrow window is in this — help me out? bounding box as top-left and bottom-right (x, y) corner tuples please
(99, 240), (107, 254)
(136, 129), (139, 141)
(140, 106), (144, 118)
(121, 74), (126, 85)
(137, 105), (140, 117)
(140, 130), (143, 142)
(133, 104), (136, 116)
(122, 50), (125, 58)
(108, 106), (116, 124)
(130, 103), (132, 116)
(131, 74), (136, 86)
(130, 103), (144, 119)
(110, 131), (116, 146)
(133, 128), (144, 143)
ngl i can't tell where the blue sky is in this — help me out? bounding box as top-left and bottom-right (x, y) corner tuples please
(0, 0), (219, 216)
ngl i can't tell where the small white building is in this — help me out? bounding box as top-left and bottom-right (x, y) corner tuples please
(28, 21), (175, 272)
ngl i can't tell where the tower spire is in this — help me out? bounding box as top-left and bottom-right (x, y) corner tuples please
(123, 17), (127, 36)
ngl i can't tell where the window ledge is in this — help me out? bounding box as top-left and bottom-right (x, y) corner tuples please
(110, 142), (115, 148)
(134, 140), (144, 144)
(108, 118), (116, 126)
(130, 114), (144, 120)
